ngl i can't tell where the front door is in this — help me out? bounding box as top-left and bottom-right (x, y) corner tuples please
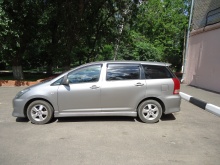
(57, 64), (102, 112)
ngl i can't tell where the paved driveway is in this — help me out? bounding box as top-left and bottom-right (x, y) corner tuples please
(0, 87), (220, 165)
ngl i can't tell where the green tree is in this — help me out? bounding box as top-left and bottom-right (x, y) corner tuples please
(131, 0), (189, 71)
(0, 0), (189, 79)
(0, 0), (43, 79)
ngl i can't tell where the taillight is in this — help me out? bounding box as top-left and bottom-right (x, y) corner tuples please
(172, 78), (180, 94)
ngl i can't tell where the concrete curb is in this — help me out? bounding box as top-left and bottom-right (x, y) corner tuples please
(180, 92), (220, 117)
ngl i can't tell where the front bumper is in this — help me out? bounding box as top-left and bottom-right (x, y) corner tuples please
(12, 98), (26, 118)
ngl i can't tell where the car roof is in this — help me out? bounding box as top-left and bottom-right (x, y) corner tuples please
(82, 60), (171, 67)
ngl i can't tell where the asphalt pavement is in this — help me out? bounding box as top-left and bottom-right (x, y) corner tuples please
(0, 85), (220, 165)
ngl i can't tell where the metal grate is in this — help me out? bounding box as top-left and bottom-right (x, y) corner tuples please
(192, 0), (220, 30)
(205, 7), (220, 26)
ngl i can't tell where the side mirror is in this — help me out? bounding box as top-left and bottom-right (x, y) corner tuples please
(61, 75), (69, 86)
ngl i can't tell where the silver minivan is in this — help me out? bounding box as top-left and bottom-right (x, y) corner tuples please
(12, 61), (181, 124)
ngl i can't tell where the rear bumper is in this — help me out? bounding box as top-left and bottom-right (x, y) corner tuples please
(162, 95), (181, 114)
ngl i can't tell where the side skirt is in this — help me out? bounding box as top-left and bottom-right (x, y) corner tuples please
(54, 111), (137, 117)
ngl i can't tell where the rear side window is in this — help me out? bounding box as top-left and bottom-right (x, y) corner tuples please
(142, 65), (173, 79)
(106, 64), (140, 81)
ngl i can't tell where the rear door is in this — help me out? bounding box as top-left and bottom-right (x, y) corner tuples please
(101, 63), (146, 112)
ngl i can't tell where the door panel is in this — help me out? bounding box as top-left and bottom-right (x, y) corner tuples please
(101, 80), (146, 111)
(57, 83), (101, 112)
(57, 64), (102, 112)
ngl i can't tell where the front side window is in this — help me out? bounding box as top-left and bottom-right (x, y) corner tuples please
(51, 77), (63, 86)
(68, 65), (102, 84)
(106, 64), (140, 81)
(142, 65), (173, 79)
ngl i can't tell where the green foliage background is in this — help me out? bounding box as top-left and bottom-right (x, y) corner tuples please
(0, 0), (190, 79)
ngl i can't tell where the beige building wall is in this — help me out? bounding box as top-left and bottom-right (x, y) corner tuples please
(184, 23), (220, 92)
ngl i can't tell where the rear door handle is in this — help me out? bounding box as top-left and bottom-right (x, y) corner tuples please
(90, 85), (100, 89)
(135, 82), (144, 86)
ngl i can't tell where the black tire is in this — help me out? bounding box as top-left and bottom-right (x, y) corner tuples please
(27, 100), (53, 124)
(138, 100), (162, 123)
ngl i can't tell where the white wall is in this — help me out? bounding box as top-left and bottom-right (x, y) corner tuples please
(184, 24), (220, 93)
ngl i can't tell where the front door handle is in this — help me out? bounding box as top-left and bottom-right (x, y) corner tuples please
(135, 82), (144, 86)
(90, 85), (100, 89)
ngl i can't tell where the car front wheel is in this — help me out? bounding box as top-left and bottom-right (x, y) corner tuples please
(27, 100), (53, 124)
(138, 100), (162, 123)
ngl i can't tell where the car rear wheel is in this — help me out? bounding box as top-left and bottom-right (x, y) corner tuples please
(138, 100), (162, 123)
(27, 100), (53, 124)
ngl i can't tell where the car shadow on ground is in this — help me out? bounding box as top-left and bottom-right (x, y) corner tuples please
(56, 114), (176, 123)
(16, 117), (29, 122)
(160, 114), (176, 121)
(15, 114), (176, 124)
(56, 116), (136, 123)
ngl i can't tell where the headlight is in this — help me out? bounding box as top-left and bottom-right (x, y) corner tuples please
(15, 88), (30, 98)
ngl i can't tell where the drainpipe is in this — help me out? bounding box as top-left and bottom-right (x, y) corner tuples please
(182, 0), (195, 82)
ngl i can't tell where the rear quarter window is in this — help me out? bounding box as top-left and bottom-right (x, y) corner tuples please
(142, 65), (173, 79)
